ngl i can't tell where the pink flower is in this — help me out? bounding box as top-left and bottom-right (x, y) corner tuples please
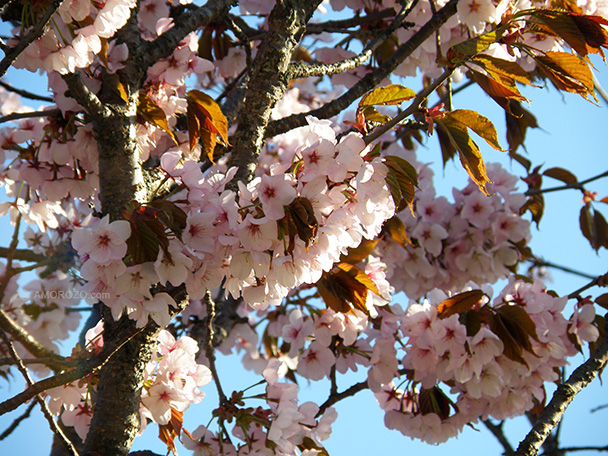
(71, 215), (130, 264)
(297, 341), (335, 380)
(256, 174), (297, 220)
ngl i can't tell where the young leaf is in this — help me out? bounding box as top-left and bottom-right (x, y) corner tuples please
(435, 117), (492, 195)
(186, 90), (230, 161)
(437, 289), (485, 319)
(534, 51), (596, 101)
(336, 262), (381, 297)
(447, 30), (501, 64)
(384, 155), (418, 213)
(505, 101), (539, 155)
(445, 109), (503, 151)
(520, 193), (545, 226)
(284, 197), (319, 255)
(137, 94), (178, 145)
(359, 84), (416, 107)
(382, 216), (412, 247)
(471, 70), (528, 103)
(340, 238), (381, 264)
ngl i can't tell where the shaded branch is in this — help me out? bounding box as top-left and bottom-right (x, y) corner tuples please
(0, 79), (53, 102)
(61, 73), (107, 119)
(483, 419), (515, 456)
(525, 170), (608, 196)
(265, 0), (459, 138)
(0, 320), (145, 416)
(289, 0), (417, 79)
(0, 246), (47, 263)
(317, 378), (368, 417)
(0, 108), (62, 125)
(142, 0), (236, 68)
(0, 400), (35, 440)
(0, 329), (79, 456)
(203, 291), (227, 405)
(514, 316), (608, 456)
(0, 0), (66, 78)
(305, 8), (397, 34)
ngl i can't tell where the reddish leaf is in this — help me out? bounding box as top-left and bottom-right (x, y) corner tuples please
(595, 293), (608, 310)
(505, 100), (538, 156)
(520, 194), (545, 226)
(284, 197), (319, 255)
(471, 70), (528, 103)
(534, 51), (596, 101)
(543, 167), (578, 184)
(138, 93), (178, 144)
(158, 407), (184, 456)
(340, 238), (381, 264)
(186, 90), (230, 160)
(418, 387), (455, 419)
(125, 203), (170, 265)
(384, 155), (419, 213)
(579, 204), (608, 251)
(437, 289), (485, 320)
(435, 117), (492, 196)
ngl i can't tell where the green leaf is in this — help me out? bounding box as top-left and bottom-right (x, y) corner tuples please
(359, 84), (416, 107)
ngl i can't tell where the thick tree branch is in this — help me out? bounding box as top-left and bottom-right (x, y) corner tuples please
(227, 0), (323, 184)
(265, 0), (459, 138)
(0, 0), (65, 78)
(514, 317), (608, 456)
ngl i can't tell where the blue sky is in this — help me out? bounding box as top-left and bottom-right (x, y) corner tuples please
(0, 23), (607, 456)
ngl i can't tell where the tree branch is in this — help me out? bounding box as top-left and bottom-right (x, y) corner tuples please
(0, 0), (66, 78)
(0, 329), (79, 456)
(142, 0), (236, 68)
(226, 0), (323, 184)
(0, 401), (35, 440)
(0, 79), (53, 102)
(0, 108), (62, 125)
(525, 170), (608, 196)
(364, 66), (454, 144)
(483, 420), (515, 456)
(265, 0), (459, 138)
(514, 316), (608, 456)
(289, 0), (417, 79)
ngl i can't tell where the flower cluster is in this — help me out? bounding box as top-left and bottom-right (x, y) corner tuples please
(378, 146), (531, 300)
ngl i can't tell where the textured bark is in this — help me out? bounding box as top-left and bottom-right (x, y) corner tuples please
(514, 319), (608, 456)
(82, 317), (160, 456)
(227, 0), (323, 184)
(265, 0), (459, 137)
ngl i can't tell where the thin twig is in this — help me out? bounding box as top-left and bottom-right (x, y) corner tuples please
(593, 73), (608, 107)
(0, 80), (53, 102)
(526, 170), (608, 196)
(557, 445), (608, 453)
(483, 419), (515, 456)
(364, 67), (454, 144)
(316, 378), (368, 417)
(0, 329), (79, 456)
(528, 258), (596, 281)
(0, 0), (66, 78)
(0, 401), (35, 440)
(203, 291), (227, 405)
(514, 316), (608, 456)
(0, 108), (62, 125)
(289, 0), (417, 80)
(567, 273), (607, 300)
